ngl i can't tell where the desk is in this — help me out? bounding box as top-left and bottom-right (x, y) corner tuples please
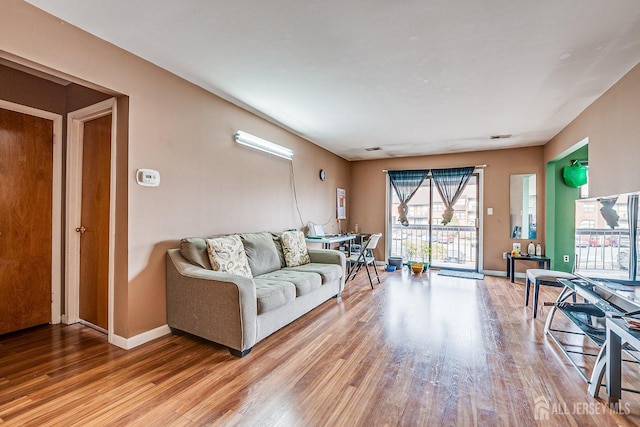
(305, 235), (356, 254)
(506, 253), (550, 282)
(604, 318), (640, 404)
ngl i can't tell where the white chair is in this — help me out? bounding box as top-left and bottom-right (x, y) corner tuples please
(346, 233), (382, 289)
(525, 269), (576, 318)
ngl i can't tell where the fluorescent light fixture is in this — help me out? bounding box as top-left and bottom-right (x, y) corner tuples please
(234, 130), (293, 160)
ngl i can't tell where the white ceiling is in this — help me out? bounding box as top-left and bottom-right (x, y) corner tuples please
(26, 0), (640, 160)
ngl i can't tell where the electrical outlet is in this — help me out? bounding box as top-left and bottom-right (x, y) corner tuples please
(563, 255), (570, 262)
(502, 252), (508, 259)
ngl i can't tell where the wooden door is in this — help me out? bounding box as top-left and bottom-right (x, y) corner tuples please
(0, 108), (53, 335)
(78, 114), (112, 330)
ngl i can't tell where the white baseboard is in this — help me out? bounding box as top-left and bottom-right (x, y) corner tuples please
(110, 324), (171, 350)
(482, 270), (526, 279)
(482, 270), (505, 277)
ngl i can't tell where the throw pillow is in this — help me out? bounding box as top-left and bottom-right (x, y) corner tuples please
(271, 232), (287, 268)
(240, 232), (281, 276)
(179, 237), (212, 269)
(205, 235), (253, 278)
(281, 230), (311, 267)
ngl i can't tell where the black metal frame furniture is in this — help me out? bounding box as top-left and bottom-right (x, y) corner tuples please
(506, 253), (551, 282)
(525, 269), (576, 318)
(544, 275), (640, 400)
(346, 233), (382, 289)
(604, 318), (640, 404)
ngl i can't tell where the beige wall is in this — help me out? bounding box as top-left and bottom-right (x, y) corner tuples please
(350, 147), (546, 272)
(3, 0), (639, 340)
(1, 0), (349, 338)
(545, 62), (640, 197)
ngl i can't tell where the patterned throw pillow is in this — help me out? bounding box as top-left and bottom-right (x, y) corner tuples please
(205, 235), (253, 278)
(281, 230), (311, 267)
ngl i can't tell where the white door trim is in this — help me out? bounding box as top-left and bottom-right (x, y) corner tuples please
(66, 98), (117, 344)
(477, 168), (485, 272)
(0, 99), (63, 325)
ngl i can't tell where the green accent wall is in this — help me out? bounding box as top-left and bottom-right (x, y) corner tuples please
(546, 145), (589, 272)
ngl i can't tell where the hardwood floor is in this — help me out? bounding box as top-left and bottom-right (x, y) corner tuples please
(2, 269), (640, 426)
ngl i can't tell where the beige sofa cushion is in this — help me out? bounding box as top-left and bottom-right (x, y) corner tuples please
(281, 230), (311, 267)
(206, 235), (253, 278)
(286, 263), (343, 283)
(254, 280), (296, 314)
(240, 232), (281, 276)
(257, 270), (322, 297)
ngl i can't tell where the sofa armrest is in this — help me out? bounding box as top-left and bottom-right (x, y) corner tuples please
(308, 249), (347, 293)
(166, 249), (257, 353)
(308, 248), (346, 268)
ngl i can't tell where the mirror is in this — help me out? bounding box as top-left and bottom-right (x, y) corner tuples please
(510, 174), (537, 239)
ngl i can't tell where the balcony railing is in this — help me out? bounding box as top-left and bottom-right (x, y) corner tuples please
(575, 228), (634, 276)
(390, 224), (477, 269)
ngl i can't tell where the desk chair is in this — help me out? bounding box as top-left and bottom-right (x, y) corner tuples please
(346, 233), (382, 289)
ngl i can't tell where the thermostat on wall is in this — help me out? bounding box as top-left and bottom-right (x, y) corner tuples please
(136, 169), (160, 187)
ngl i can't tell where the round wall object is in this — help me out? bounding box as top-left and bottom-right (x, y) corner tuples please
(319, 169), (326, 181)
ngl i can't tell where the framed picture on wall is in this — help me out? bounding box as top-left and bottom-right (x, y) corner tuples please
(337, 188), (346, 220)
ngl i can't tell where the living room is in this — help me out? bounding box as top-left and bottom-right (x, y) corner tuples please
(2, 0), (640, 424)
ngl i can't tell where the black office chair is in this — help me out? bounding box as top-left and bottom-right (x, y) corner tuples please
(346, 233), (382, 289)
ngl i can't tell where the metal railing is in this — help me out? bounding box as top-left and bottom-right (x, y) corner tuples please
(389, 224), (477, 269)
(575, 228), (633, 273)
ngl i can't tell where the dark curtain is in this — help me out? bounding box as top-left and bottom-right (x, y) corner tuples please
(628, 194), (638, 280)
(431, 166), (475, 225)
(388, 170), (429, 227)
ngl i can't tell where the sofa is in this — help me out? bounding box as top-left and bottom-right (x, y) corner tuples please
(166, 230), (346, 357)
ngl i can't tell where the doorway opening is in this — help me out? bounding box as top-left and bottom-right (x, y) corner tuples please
(387, 172), (482, 271)
(1, 58), (127, 346)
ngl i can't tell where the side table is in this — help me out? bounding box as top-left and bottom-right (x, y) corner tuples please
(506, 253), (551, 283)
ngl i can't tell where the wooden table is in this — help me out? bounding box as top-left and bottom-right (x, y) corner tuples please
(506, 253), (551, 282)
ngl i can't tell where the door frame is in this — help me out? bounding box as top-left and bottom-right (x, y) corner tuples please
(384, 168), (485, 272)
(0, 99), (63, 325)
(65, 98), (117, 341)
(476, 168), (485, 272)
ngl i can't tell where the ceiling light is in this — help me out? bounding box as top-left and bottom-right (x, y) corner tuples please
(234, 130), (293, 160)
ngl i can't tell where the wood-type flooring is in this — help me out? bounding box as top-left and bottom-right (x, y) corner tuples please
(2, 269), (640, 426)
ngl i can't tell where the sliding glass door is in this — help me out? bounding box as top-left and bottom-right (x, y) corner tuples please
(388, 174), (479, 271)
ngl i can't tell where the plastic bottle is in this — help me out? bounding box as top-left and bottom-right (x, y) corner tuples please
(527, 241), (535, 256)
(536, 242), (542, 256)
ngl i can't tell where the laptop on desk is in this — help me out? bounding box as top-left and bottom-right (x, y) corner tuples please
(308, 224), (342, 239)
